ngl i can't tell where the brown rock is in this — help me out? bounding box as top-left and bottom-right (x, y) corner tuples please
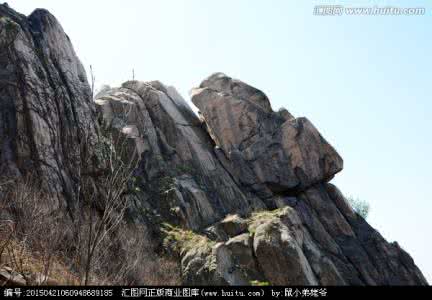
(191, 73), (343, 195)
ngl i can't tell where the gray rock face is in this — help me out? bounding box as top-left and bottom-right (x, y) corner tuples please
(0, 4), (427, 286)
(191, 73), (343, 196)
(204, 214), (249, 242)
(175, 73), (426, 286)
(95, 81), (265, 230)
(175, 189), (427, 286)
(252, 210), (319, 285)
(0, 4), (99, 211)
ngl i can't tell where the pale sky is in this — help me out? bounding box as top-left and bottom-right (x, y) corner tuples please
(9, 0), (431, 283)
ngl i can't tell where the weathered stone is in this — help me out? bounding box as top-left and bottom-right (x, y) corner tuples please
(204, 214), (248, 241)
(172, 192), (428, 286)
(191, 73), (343, 195)
(95, 81), (265, 229)
(0, 4), (99, 211)
(198, 72), (273, 112)
(253, 217), (318, 285)
(295, 183), (428, 285)
(0, 4), (428, 287)
(225, 233), (265, 282)
(169, 229), (259, 285)
(98, 74), (427, 286)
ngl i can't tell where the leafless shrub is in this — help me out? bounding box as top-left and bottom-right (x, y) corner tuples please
(0, 176), (78, 285)
(139, 255), (181, 285)
(0, 220), (13, 267)
(89, 223), (181, 285)
(73, 97), (141, 285)
(0, 54), (181, 285)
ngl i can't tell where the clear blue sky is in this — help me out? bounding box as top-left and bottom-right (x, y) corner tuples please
(10, 0), (431, 282)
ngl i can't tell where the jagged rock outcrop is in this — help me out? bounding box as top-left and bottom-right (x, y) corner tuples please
(0, 4), (428, 286)
(174, 183), (427, 285)
(167, 73), (426, 286)
(94, 81), (265, 230)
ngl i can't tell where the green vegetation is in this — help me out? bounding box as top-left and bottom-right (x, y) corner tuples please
(158, 175), (175, 195)
(250, 280), (270, 286)
(247, 207), (288, 236)
(0, 16), (19, 41)
(175, 164), (195, 175)
(162, 224), (216, 254)
(347, 196), (370, 219)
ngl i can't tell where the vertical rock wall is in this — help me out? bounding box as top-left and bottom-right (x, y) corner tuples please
(0, 4), (99, 211)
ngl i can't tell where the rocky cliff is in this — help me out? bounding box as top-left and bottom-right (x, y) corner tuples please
(0, 3), (99, 213)
(0, 4), (428, 286)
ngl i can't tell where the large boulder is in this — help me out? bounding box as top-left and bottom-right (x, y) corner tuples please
(191, 73), (343, 196)
(204, 214), (248, 241)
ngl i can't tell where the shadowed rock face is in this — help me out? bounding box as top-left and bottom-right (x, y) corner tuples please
(178, 184), (427, 286)
(0, 4), (99, 211)
(0, 4), (428, 286)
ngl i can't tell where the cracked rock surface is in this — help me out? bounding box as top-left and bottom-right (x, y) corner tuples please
(1, 4), (428, 286)
(191, 73), (343, 197)
(0, 4), (99, 210)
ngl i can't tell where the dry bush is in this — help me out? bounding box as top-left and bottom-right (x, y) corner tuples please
(139, 256), (181, 285)
(0, 174), (182, 286)
(0, 176), (79, 285)
(0, 100), (182, 285)
(85, 222), (181, 285)
(74, 121), (142, 284)
(71, 65), (180, 285)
